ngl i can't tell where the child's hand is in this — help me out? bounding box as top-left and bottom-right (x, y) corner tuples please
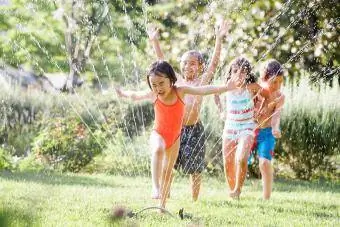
(226, 73), (239, 90)
(147, 24), (159, 41)
(216, 20), (230, 39)
(272, 128), (281, 138)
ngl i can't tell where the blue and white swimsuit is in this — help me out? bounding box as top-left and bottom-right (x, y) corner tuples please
(223, 88), (256, 140)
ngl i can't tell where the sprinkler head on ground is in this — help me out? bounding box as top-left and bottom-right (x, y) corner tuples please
(111, 205), (127, 220)
(178, 208), (193, 220)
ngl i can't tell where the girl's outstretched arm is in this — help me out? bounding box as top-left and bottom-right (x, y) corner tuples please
(201, 20), (230, 85)
(147, 24), (165, 60)
(115, 86), (154, 102)
(179, 79), (235, 96)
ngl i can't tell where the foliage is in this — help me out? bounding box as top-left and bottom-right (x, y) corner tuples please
(145, 0), (339, 85)
(84, 129), (150, 176)
(31, 115), (107, 172)
(0, 0), (151, 83)
(16, 153), (46, 173)
(1, 0), (338, 86)
(0, 87), (128, 172)
(275, 80), (340, 180)
(0, 88), (43, 156)
(119, 101), (154, 138)
(0, 147), (12, 170)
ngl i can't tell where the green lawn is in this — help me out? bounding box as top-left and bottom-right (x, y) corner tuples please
(0, 171), (339, 226)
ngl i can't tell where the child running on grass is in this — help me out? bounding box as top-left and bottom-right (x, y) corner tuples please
(115, 60), (236, 210)
(147, 20), (230, 201)
(253, 59), (285, 200)
(214, 56), (269, 199)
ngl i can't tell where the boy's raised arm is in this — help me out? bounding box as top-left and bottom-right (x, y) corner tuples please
(147, 24), (165, 60)
(201, 20), (230, 85)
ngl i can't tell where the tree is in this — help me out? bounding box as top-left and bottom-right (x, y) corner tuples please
(53, 0), (110, 91)
(1, 0), (150, 91)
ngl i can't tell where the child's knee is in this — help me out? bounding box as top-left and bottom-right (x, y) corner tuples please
(259, 159), (271, 171)
(152, 146), (164, 155)
(236, 156), (247, 165)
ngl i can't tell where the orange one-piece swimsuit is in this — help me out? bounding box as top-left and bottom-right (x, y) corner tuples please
(153, 88), (185, 149)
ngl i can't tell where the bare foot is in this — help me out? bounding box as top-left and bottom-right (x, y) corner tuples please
(152, 189), (160, 199)
(158, 207), (166, 214)
(229, 190), (241, 199)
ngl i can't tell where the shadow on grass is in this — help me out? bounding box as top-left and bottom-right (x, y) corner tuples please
(0, 171), (116, 188)
(0, 207), (34, 227)
(273, 177), (340, 193)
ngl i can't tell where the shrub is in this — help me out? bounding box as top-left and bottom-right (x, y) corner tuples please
(0, 147), (12, 171)
(84, 129), (150, 176)
(16, 154), (46, 173)
(276, 108), (339, 179)
(32, 116), (107, 172)
(119, 102), (154, 138)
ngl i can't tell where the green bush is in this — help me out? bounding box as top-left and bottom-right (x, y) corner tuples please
(0, 147), (12, 171)
(119, 102), (154, 138)
(273, 80), (340, 180)
(17, 154), (46, 173)
(32, 116), (107, 172)
(85, 129), (150, 176)
(0, 89), (44, 156)
(276, 108), (339, 179)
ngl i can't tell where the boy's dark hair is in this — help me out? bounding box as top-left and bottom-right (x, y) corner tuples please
(262, 59), (284, 81)
(147, 60), (177, 89)
(227, 56), (256, 84)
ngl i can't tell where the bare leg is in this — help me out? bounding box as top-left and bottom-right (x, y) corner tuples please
(230, 135), (254, 199)
(259, 158), (273, 200)
(222, 138), (237, 191)
(159, 137), (180, 209)
(190, 173), (201, 201)
(150, 131), (165, 199)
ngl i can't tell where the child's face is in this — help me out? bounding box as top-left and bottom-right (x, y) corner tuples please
(149, 73), (172, 97)
(180, 54), (201, 80)
(262, 75), (283, 92)
(230, 65), (247, 87)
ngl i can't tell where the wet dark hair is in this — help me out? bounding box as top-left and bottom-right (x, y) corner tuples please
(261, 59), (284, 81)
(226, 56), (256, 84)
(181, 50), (205, 66)
(146, 60), (177, 90)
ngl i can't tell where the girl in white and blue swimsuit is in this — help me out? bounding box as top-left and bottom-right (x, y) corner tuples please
(215, 57), (267, 199)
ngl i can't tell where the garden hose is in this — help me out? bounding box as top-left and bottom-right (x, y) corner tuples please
(127, 206), (193, 220)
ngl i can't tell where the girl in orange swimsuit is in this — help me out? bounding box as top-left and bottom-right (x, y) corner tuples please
(115, 60), (236, 210)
